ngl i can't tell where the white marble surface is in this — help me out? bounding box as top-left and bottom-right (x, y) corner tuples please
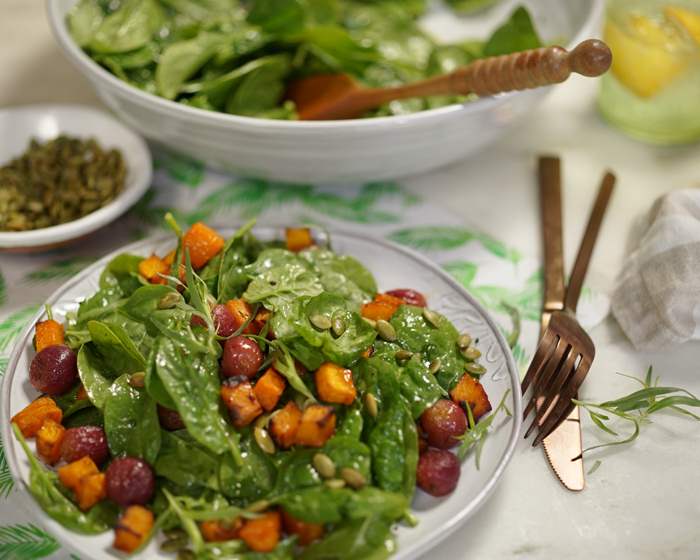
(2, 1), (700, 558)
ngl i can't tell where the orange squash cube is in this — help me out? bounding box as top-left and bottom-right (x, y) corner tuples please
(75, 473), (106, 511)
(282, 510), (324, 545)
(315, 363), (356, 405)
(183, 222), (225, 269)
(58, 456), (99, 491)
(36, 419), (66, 465)
(269, 401), (302, 449)
(295, 405), (336, 448)
(285, 228), (314, 252)
(450, 374), (492, 421)
(220, 381), (263, 428)
(200, 518), (242, 542)
(35, 320), (65, 352)
(239, 511), (281, 553)
(114, 505), (154, 553)
(138, 255), (169, 285)
(254, 368), (286, 412)
(225, 299), (257, 334)
(12, 397), (63, 438)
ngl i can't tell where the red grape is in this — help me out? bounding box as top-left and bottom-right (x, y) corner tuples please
(221, 336), (263, 378)
(212, 304), (236, 337)
(61, 426), (109, 465)
(386, 289), (427, 308)
(419, 399), (467, 449)
(29, 345), (78, 395)
(157, 405), (185, 431)
(106, 457), (155, 507)
(416, 448), (460, 497)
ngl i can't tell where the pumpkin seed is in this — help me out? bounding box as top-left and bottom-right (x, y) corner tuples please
(457, 333), (472, 349)
(331, 316), (347, 337)
(376, 319), (397, 342)
(246, 499), (270, 513)
(465, 362), (487, 375)
(428, 358), (442, 375)
(157, 292), (181, 309)
(362, 317), (377, 328)
(310, 314), (332, 330)
(312, 453), (336, 479)
(160, 536), (189, 552)
(164, 529), (187, 540)
(128, 372), (146, 388)
(254, 424), (276, 455)
(340, 467), (366, 489)
(325, 478), (346, 489)
(364, 393), (378, 418)
(395, 349), (413, 362)
(461, 347), (482, 361)
(177, 550), (195, 560)
(422, 308), (441, 328)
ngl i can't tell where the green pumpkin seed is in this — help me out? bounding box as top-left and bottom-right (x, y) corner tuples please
(157, 292), (181, 309)
(312, 453), (336, 479)
(310, 314), (332, 330)
(362, 317), (377, 328)
(428, 358), (442, 375)
(376, 319), (397, 342)
(325, 478), (346, 489)
(457, 333), (472, 349)
(160, 536), (189, 552)
(364, 393), (378, 418)
(128, 371), (146, 388)
(422, 308), (441, 328)
(331, 316), (347, 337)
(164, 529), (187, 540)
(461, 347), (481, 361)
(465, 362), (487, 375)
(340, 467), (366, 489)
(395, 349), (413, 362)
(254, 424), (276, 455)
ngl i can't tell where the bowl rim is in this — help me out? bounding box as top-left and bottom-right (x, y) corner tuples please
(0, 103), (152, 249)
(47, 0), (604, 132)
(1, 226), (523, 560)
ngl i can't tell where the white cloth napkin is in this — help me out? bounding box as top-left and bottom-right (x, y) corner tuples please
(612, 189), (700, 350)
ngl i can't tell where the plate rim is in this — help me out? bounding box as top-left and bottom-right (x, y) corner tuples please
(1, 226), (522, 560)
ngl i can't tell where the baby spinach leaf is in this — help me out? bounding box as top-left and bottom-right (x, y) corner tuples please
(154, 337), (236, 456)
(344, 487), (408, 522)
(63, 406), (104, 428)
(300, 515), (395, 560)
(144, 345), (177, 409)
(89, 0), (164, 53)
(88, 320), (146, 376)
(67, 0), (104, 47)
(277, 486), (352, 524)
(402, 411), (419, 499)
(99, 253), (143, 295)
(272, 342), (316, 401)
(322, 435), (371, 480)
(13, 424), (116, 534)
(225, 54), (291, 116)
(368, 397), (408, 494)
(273, 448), (322, 493)
(218, 434), (276, 501)
(445, 0), (502, 14)
(336, 402), (363, 439)
(483, 5), (542, 57)
(247, 0), (305, 34)
(104, 374), (161, 463)
(155, 431), (220, 491)
(122, 284), (178, 323)
(77, 343), (113, 410)
(300, 25), (378, 76)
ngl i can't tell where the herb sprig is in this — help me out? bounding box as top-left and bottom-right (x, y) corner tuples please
(457, 389), (512, 468)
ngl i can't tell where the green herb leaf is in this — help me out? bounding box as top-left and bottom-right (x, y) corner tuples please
(483, 6), (542, 57)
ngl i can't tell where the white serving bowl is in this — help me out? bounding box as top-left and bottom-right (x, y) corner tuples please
(48, 0), (602, 184)
(0, 105), (152, 251)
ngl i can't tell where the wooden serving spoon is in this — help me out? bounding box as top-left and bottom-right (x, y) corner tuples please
(286, 39), (612, 120)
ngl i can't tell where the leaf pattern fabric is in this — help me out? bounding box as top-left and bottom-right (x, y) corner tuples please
(0, 147), (609, 558)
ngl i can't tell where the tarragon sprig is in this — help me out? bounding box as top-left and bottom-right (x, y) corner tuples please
(457, 389), (512, 468)
(573, 366), (700, 457)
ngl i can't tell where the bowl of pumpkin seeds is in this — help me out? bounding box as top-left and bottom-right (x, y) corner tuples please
(0, 104), (151, 251)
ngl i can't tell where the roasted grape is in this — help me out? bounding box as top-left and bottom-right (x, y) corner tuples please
(212, 304), (236, 337)
(419, 399), (467, 449)
(157, 405), (185, 431)
(106, 457), (155, 507)
(386, 289), (427, 308)
(416, 448), (460, 497)
(221, 336), (263, 378)
(60, 426), (109, 465)
(29, 345), (78, 395)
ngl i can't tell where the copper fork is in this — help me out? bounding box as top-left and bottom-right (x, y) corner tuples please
(521, 158), (616, 447)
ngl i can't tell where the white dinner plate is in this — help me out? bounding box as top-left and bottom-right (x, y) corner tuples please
(1, 227), (521, 559)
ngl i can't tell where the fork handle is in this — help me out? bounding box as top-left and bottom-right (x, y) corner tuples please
(564, 172), (616, 313)
(539, 156), (566, 312)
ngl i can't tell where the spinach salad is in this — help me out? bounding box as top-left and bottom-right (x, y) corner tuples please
(12, 220), (496, 558)
(66, 0), (542, 119)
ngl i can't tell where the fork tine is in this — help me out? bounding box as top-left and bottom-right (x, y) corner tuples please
(520, 328), (557, 395)
(532, 347), (579, 428)
(522, 337), (568, 435)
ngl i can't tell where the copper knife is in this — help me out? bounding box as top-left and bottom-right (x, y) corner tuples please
(537, 157), (616, 491)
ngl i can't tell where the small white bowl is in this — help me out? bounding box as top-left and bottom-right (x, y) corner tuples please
(0, 104), (152, 252)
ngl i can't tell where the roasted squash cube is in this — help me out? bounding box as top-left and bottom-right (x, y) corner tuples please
(254, 368), (286, 411)
(225, 299), (257, 334)
(183, 222), (225, 269)
(36, 418), (66, 465)
(58, 456), (99, 492)
(138, 255), (169, 285)
(282, 510), (324, 545)
(114, 505), (154, 553)
(12, 397), (63, 438)
(285, 228), (314, 252)
(75, 473), (106, 511)
(239, 510), (281, 553)
(200, 518), (242, 542)
(221, 380), (263, 428)
(35, 320), (65, 352)
(360, 293), (403, 322)
(315, 363), (356, 405)
(295, 405), (336, 448)
(269, 401), (302, 449)
(450, 374), (492, 421)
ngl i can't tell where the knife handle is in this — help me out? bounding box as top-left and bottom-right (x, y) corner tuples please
(539, 156), (566, 312)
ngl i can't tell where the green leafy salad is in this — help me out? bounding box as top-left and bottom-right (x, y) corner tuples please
(66, 0), (542, 119)
(11, 219), (497, 559)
